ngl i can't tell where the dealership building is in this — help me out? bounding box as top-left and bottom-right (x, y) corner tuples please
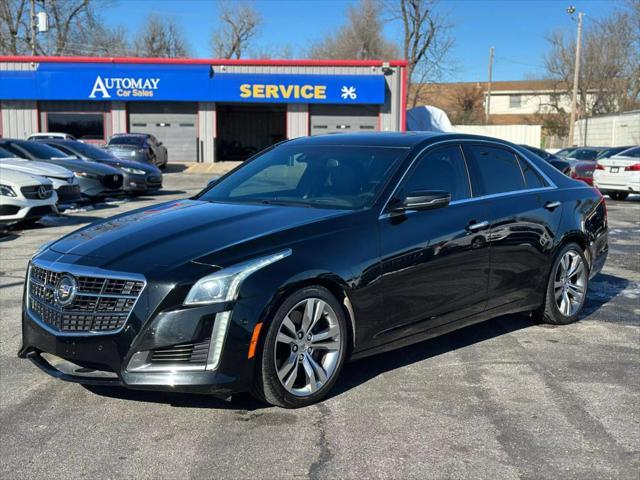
(0, 57), (407, 162)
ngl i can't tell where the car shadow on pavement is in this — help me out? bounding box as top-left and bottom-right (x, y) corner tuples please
(83, 385), (266, 411)
(80, 273), (631, 410)
(163, 164), (189, 174)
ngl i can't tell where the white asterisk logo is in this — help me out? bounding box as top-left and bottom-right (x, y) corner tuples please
(341, 86), (357, 100)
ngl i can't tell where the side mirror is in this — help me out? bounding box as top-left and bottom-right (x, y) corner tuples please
(392, 190), (451, 213)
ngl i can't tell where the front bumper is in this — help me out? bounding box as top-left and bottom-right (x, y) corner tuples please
(18, 265), (260, 397)
(0, 197), (57, 223)
(77, 176), (125, 199)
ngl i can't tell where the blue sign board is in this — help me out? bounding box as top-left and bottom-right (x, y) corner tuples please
(0, 63), (386, 104)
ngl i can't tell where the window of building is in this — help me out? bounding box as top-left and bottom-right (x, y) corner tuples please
(509, 95), (522, 108)
(402, 144), (471, 201)
(46, 113), (105, 141)
(463, 145), (526, 196)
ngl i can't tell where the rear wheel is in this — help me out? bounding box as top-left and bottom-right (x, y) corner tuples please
(540, 242), (589, 325)
(608, 192), (629, 201)
(253, 286), (348, 408)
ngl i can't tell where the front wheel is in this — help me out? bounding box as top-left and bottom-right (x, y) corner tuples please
(608, 192), (629, 201)
(253, 286), (348, 408)
(540, 242), (589, 325)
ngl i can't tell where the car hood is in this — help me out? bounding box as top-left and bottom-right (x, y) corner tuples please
(0, 167), (50, 187)
(48, 199), (349, 269)
(97, 158), (160, 173)
(42, 158), (123, 175)
(0, 158), (74, 179)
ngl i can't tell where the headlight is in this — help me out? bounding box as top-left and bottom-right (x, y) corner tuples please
(121, 167), (146, 175)
(75, 172), (98, 179)
(130, 151), (137, 156)
(184, 249), (291, 306)
(0, 184), (16, 197)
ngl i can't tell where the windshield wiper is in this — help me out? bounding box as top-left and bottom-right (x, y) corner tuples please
(258, 199), (314, 208)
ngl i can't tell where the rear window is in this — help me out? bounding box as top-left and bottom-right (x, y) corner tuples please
(618, 146), (640, 158)
(0, 147), (15, 158)
(109, 136), (145, 146)
(568, 149), (599, 160)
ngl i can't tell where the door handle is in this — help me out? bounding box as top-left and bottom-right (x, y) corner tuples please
(466, 220), (489, 232)
(544, 201), (561, 210)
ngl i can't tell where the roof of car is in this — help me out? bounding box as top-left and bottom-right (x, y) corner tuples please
(285, 131), (512, 148)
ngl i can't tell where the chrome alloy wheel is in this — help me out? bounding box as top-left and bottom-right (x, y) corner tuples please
(554, 250), (587, 317)
(274, 298), (342, 397)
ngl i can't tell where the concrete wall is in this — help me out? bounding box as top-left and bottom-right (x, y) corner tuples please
(573, 111), (640, 147)
(455, 124), (542, 146)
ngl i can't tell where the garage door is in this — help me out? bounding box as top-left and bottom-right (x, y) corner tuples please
(310, 105), (379, 135)
(128, 102), (198, 161)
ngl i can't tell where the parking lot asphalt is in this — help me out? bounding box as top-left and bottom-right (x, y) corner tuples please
(1, 172), (638, 480)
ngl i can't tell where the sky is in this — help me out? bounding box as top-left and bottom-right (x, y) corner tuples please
(101, 0), (620, 82)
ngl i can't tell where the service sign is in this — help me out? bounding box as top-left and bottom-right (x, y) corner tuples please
(0, 63), (386, 104)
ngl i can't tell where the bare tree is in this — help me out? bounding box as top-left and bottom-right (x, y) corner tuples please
(211, 1), (261, 59)
(309, 0), (398, 60)
(134, 15), (190, 58)
(544, 1), (640, 121)
(447, 84), (484, 124)
(0, 0), (109, 55)
(386, 0), (454, 108)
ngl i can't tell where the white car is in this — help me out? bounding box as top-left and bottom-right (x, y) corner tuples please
(593, 146), (640, 201)
(0, 167), (58, 225)
(27, 132), (77, 141)
(0, 157), (81, 204)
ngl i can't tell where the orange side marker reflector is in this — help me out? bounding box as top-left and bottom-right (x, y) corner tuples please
(247, 322), (263, 359)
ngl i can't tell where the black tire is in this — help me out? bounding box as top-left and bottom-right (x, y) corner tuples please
(252, 286), (348, 408)
(608, 192), (629, 201)
(540, 242), (589, 325)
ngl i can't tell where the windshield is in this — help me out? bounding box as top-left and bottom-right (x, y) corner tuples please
(10, 141), (69, 159)
(198, 144), (408, 210)
(63, 141), (115, 159)
(109, 136), (145, 146)
(0, 147), (15, 158)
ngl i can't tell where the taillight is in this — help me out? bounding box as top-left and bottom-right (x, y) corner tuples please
(595, 164), (605, 170)
(624, 163), (640, 171)
(570, 170), (577, 178)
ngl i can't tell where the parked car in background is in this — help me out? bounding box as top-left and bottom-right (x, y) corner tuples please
(19, 133), (608, 408)
(0, 167), (57, 226)
(27, 133), (77, 141)
(594, 146), (640, 200)
(37, 140), (163, 195)
(595, 145), (635, 160)
(0, 147), (82, 204)
(0, 140), (124, 201)
(564, 147), (605, 161)
(105, 133), (168, 169)
(520, 145), (571, 175)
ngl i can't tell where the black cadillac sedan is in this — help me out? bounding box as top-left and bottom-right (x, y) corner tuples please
(36, 139), (163, 194)
(0, 139), (124, 201)
(19, 133), (608, 408)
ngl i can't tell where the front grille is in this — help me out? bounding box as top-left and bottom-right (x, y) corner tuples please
(150, 339), (210, 364)
(21, 184), (53, 199)
(25, 205), (54, 218)
(56, 184), (81, 203)
(28, 264), (145, 333)
(101, 174), (123, 189)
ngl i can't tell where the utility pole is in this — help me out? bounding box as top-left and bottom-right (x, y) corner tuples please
(486, 46), (494, 124)
(30, 0), (37, 56)
(567, 8), (584, 147)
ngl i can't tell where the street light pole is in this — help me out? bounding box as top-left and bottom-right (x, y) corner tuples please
(567, 8), (584, 147)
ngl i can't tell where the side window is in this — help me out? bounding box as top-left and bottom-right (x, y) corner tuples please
(402, 144), (470, 201)
(518, 156), (547, 189)
(464, 144), (526, 196)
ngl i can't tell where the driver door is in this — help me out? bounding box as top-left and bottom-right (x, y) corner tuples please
(372, 143), (491, 346)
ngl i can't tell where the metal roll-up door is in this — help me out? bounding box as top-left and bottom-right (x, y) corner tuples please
(309, 104), (379, 135)
(128, 102), (198, 161)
